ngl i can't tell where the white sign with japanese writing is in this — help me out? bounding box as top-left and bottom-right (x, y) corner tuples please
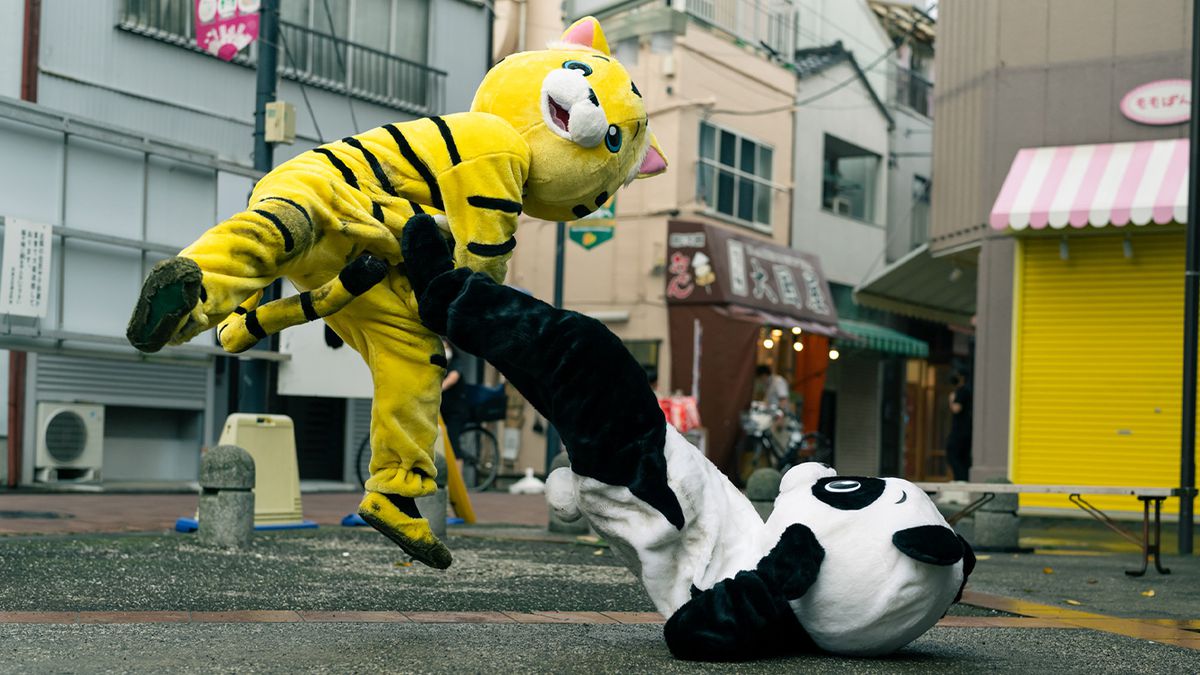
(0, 218), (52, 318)
(1120, 79), (1191, 126)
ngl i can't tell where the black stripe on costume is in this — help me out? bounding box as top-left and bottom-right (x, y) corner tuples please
(572, 205), (593, 218)
(233, 306), (248, 315)
(409, 200), (426, 215)
(372, 201), (384, 223)
(299, 292), (319, 322)
(430, 353), (448, 368)
(430, 117), (462, 165)
(595, 191), (609, 207)
(259, 197), (313, 230)
(466, 237), (517, 257)
(343, 137), (397, 196)
(467, 196), (522, 214)
(382, 124), (444, 210)
(244, 310), (267, 340)
(314, 148), (359, 189)
(253, 209), (294, 252)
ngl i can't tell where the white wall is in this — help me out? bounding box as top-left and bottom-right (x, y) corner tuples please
(791, 61), (890, 287)
(795, 0), (891, 95)
(0, 0), (22, 99)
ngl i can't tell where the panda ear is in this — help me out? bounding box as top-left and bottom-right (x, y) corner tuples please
(892, 525), (965, 566)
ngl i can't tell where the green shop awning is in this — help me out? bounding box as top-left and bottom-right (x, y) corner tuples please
(837, 319), (929, 358)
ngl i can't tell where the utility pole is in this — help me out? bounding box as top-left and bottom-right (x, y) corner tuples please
(545, 221), (566, 473)
(1179, 0), (1200, 555)
(237, 0), (281, 413)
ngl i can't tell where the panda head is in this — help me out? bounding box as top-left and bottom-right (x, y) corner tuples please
(664, 463), (975, 661)
(767, 462), (965, 567)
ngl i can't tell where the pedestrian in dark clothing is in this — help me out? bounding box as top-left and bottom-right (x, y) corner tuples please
(440, 339), (471, 457)
(946, 372), (973, 481)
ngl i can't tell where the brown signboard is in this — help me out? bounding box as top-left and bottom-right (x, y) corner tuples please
(664, 220), (838, 326)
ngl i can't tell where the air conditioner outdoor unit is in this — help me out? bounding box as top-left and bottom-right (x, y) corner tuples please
(35, 403), (104, 482)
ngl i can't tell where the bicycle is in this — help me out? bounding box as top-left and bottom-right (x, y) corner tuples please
(737, 401), (833, 484)
(355, 383), (507, 492)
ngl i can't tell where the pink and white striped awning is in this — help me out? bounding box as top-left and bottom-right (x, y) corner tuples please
(989, 138), (1189, 231)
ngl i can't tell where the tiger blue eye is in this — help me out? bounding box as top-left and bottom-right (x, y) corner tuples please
(562, 60), (593, 76)
(604, 125), (622, 153)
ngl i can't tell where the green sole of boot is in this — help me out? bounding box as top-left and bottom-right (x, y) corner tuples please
(127, 257), (203, 353)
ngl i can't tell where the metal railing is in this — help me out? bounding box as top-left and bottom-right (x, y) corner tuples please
(117, 1), (446, 115)
(278, 21), (445, 116)
(674, 0), (796, 57)
(893, 67), (933, 118)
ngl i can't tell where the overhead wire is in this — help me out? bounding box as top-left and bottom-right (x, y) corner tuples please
(319, 0), (361, 131)
(274, 27), (326, 143)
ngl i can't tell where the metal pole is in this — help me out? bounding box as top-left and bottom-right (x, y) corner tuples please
(1179, 0), (1200, 555)
(545, 221), (566, 473)
(238, 0), (281, 413)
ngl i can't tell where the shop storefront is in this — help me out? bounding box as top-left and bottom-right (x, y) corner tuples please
(990, 138), (1196, 513)
(664, 220), (839, 477)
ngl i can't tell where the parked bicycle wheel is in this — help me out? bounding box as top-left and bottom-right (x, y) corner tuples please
(738, 434), (779, 486)
(458, 424), (500, 492)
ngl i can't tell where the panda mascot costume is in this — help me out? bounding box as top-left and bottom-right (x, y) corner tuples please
(400, 216), (975, 661)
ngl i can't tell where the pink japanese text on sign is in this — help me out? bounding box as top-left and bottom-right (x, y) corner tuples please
(195, 0), (261, 62)
(1120, 79), (1191, 126)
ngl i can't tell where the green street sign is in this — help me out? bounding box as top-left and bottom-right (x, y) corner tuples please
(568, 224), (614, 249)
(569, 194), (617, 250)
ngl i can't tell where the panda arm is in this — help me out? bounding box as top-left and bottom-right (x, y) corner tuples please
(664, 523), (825, 661)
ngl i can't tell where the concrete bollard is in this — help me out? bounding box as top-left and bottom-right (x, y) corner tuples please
(973, 479), (1021, 551)
(547, 452), (589, 534)
(416, 447), (449, 538)
(746, 468), (783, 522)
(198, 445), (255, 548)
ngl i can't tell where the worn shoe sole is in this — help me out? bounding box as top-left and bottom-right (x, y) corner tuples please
(127, 257), (202, 353)
(358, 494), (453, 570)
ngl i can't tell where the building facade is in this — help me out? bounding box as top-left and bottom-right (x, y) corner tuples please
(0, 0), (491, 487)
(932, 0), (1194, 513)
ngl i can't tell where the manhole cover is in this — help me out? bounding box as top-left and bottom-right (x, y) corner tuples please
(0, 510), (75, 520)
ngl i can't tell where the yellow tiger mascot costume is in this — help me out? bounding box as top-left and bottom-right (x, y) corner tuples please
(125, 17), (667, 569)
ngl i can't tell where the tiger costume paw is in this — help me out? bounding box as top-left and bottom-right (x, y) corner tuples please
(127, 257), (204, 353)
(357, 491), (453, 569)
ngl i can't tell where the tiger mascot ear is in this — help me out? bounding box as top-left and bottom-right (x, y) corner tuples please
(560, 16), (611, 55)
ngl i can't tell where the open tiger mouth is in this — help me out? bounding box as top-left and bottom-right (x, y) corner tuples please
(548, 96), (571, 132)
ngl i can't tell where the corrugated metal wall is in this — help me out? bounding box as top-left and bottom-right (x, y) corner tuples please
(1012, 230), (1195, 513)
(34, 353), (210, 410)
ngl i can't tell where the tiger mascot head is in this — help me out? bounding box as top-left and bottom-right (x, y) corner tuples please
(471, 17), (668, 222)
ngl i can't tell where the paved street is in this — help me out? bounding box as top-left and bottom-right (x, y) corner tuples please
(0, 491), (1198, 673)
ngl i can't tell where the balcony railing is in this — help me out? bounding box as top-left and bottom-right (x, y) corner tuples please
(673, 0), (796, 58)
(117, 1), (445, 116)
(278, 21), (445, 116)
(893, 67), (933, 118)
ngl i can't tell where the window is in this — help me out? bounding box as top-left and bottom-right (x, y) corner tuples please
(911, 175), (931, 248)
(697, 122), (775, 231)
(118, 0), (437, 113)
(822, 135), (880, 223)
(623, 340), (661, 385)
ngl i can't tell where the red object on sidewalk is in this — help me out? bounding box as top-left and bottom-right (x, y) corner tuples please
(657, 396), (701, 433)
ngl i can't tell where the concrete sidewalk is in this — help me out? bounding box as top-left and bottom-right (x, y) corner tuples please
(0, 490), (547, 534)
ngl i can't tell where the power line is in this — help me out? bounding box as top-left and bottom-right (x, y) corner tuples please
(273, 28), (325, 143)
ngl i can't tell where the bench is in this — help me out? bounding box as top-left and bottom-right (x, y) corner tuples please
(914, 482), (1180, 577)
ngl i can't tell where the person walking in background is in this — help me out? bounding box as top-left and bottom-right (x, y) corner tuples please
(754, 365), (792, 412)
(946, 371), (973, 481)
(440, 339), (471, 458)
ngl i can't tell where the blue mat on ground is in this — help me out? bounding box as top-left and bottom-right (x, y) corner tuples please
(174, 517), (318, 533)
(339, 513), (465, 527)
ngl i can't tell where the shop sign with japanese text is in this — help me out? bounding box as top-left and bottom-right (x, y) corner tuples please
(1120, 79), (1190, 126)
(195, 0), (260, 62)
(664, 220), (837, 325)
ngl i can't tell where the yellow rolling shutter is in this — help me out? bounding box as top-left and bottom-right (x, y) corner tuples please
(1012, 229), (1196, 514)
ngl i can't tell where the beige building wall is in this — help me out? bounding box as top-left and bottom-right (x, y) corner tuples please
(502, 18), (796, 473)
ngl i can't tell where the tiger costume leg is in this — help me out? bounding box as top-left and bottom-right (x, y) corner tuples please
(128, 175), (452, 569)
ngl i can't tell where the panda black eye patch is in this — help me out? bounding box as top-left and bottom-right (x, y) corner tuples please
(812, 476), (886, 510)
